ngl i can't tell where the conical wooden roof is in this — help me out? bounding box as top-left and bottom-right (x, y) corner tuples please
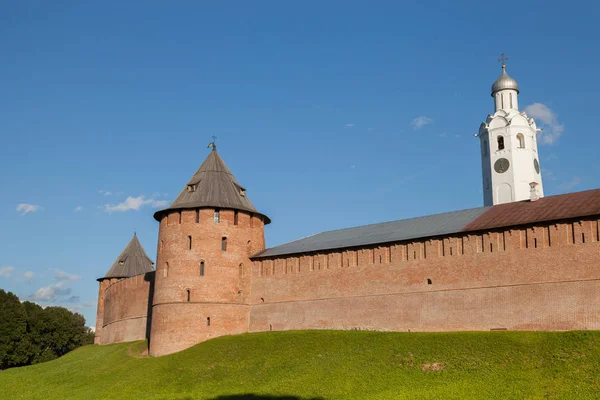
(154, 149), (270, 223)
(99, 234), (155, 280)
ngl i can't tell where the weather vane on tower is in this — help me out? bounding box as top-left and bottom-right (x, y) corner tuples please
(207, 136), (217, 152)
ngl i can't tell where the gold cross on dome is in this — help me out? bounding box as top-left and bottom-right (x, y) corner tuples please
(498, 52), (509, 67)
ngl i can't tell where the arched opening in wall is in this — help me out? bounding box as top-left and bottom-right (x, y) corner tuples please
(497, 135), (505, 150)
(200, 261), (205, 277)
(517, 133), (525, 149)
(221, 237), (228, 251)
(247, 240), (252, 254)
(187, 235), (192, 250)
(214, 209), (220, 224)
(164, 262), (169, 278)
(234, 210), (239, 225)
(206, 317), (210, 326)
(427, 279), (432, 285)
(186, 289), (190, 302)
(260, 297), (265, 303)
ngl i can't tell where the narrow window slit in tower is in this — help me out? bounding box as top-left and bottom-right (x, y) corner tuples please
(490, 242), (493, 253)
(214, 209), (220, 224)
(525, 230), (529, 249)
(450, 247), (453, 256)
(582, 233), (586, 244)
(413, 250), (416, 260)
(269, 324), (272, 331)
(187, 235), (192, 250)
(206, 317), (210, 327)
(164, 262), (169, 278)
(596, 220), (600, 242)
(186, 290), (190, 302)
(200, 261), (205, 277)
(461, 237), (465, 255)
(481, 235), (485, 252)
(221, 237), (227, 251)
(571, 223), (576, 244)
(534, 238), (538, 249)
(442, 241), (445, 257)
(195, 209), (199, 224)
(178, 211), (182, 224)
(234, 211), (239, 225)
(355, 251), (359, 266)
(502, 231), (507, 251)
(547, 226), (552, 247)
(379, 254), (382, 264)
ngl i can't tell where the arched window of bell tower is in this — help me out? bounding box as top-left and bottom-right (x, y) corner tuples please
(517, 133), (525, 149)
(497, 135), (505, 151)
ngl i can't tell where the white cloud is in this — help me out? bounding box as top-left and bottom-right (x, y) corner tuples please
(24, 271), (35, 281)
(559, 176), (581, 192)
(103, 195), (169, 213)
(0, 266), (15, 278)
(524, 103), (564, 145)
(411, 116), (433, 130)
(542, 169), (556, 181)
(98, 190), (113, 196)
(74, 206), (83, 212)
(16, 204), (41, 215)
(344, 123), (355, 128)
(151, 200), (169, 208)
(29, 269), (80, 302)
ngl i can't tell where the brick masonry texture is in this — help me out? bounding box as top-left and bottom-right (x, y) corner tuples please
(96, 207), (600, 356)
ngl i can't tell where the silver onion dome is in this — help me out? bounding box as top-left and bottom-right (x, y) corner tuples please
(491, 65), (519, 96)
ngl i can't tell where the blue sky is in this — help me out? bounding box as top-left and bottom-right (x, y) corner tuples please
(1, 1), (599, 328)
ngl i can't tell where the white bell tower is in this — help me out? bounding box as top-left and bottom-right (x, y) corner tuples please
(478, 54), (544, 206)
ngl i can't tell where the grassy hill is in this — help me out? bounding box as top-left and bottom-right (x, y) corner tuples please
(1, 330), (599, 399)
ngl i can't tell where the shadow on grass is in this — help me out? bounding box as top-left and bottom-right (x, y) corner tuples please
(204, 395), (325, 400)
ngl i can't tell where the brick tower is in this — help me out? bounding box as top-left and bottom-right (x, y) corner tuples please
(94, 233), (155, 344)
(149, 146), (270, 356)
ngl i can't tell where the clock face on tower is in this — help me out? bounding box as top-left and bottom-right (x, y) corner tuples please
(534, 158), (540, 174)
(494, 158), (510, 174)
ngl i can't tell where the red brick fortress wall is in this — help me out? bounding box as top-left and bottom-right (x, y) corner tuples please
(249, 217), (600, 333)
(100, 272), (154, 344)
(149, 208), (265, 356)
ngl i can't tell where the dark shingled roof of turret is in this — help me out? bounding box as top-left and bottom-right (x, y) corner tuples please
(99, 234), (155, 281)
(153, 149), (270, 223)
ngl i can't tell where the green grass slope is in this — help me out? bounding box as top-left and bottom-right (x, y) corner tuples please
(1, 331), (599, 400)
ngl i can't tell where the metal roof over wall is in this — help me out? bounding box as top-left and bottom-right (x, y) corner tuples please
(253, 188), (600, 259)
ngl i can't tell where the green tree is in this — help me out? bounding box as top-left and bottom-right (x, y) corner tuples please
(0, 289), (29, 369)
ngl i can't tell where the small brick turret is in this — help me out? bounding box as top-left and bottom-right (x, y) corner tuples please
(149, 148), (269, 356)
